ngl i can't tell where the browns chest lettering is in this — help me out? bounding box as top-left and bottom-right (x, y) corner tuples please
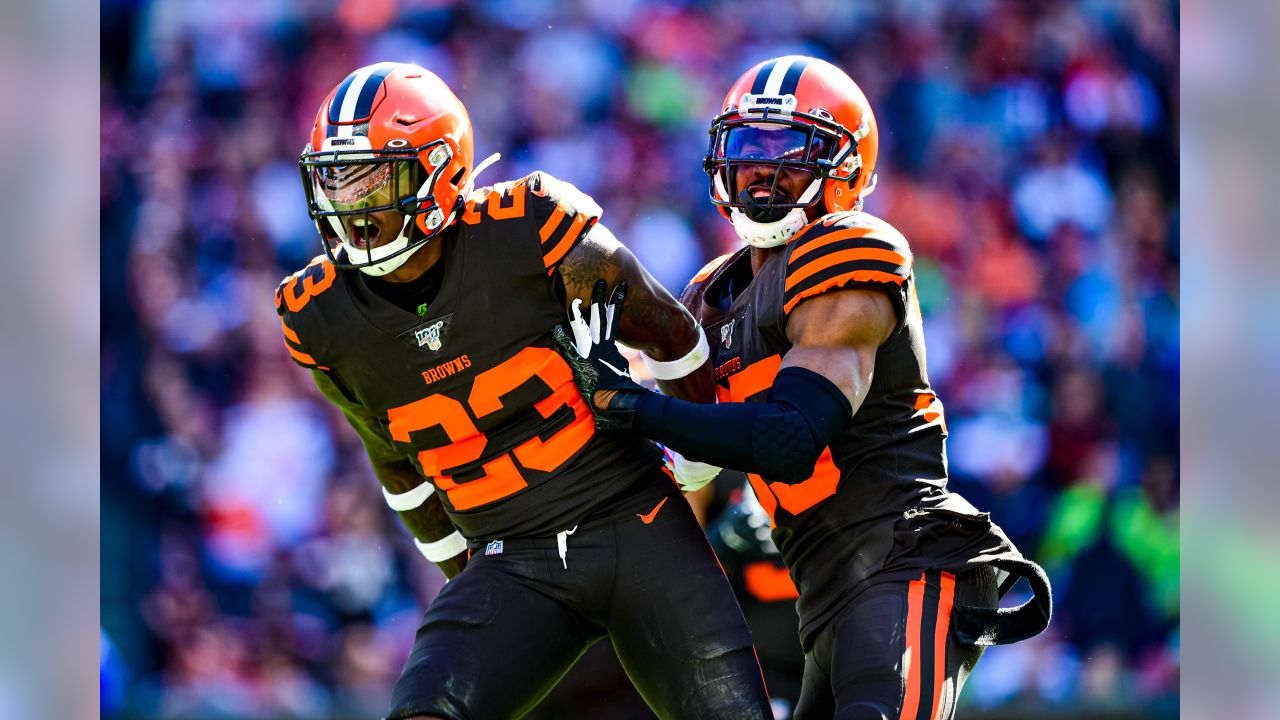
(421, 355), (472, 385)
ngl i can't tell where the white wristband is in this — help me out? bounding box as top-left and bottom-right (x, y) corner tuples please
(641, 326), (710, 380)
(383, 481), (435, 512)
(415, 532), (467, 563)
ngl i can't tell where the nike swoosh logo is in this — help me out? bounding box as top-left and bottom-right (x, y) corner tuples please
(637, 497), (668, 525)
(600, 359), (630, 378)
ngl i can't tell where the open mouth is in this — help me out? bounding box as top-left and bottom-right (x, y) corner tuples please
(746, 181), (795, 206)
(349, 217), (380, 249)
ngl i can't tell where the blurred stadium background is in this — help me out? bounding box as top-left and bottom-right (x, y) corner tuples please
(100, 1), (1179, 718)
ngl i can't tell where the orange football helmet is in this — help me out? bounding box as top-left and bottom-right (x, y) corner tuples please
(299, 62), (475, 275)
(704, 56), (879, 247)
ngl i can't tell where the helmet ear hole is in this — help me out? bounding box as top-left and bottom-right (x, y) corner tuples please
(450, 167), (466, 189)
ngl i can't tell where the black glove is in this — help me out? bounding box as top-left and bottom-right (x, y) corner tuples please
(551, 279), (648, 430)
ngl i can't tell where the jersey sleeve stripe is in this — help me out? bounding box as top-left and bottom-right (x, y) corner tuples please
(784, 247), (908, 292)
(539, 204), (568, 243)
(542, 212), (595, 273)
(279, 317), (327, 369)
(782, 269), (907, 315)
(284, 341), (326, 369)
(788, 226), (883, 263)
(280, 317), (303, 345)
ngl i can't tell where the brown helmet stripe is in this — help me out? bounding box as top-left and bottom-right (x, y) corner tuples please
(750, 59), (778, 94)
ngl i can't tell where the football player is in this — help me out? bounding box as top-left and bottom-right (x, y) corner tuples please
(559, 56), (1053, 720)
(276, 62), (770, 720)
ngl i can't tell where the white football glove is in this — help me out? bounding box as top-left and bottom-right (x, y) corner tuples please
(663, 447), (721, 493)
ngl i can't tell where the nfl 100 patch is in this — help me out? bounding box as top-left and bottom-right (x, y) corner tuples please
(400, 314), (454, 353)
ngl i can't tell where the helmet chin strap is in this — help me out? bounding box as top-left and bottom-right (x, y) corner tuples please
(347, 174), (433, 277)
(727, 177), (822, 248)
(347, 214), (421, 276)
(348, 152), (504, 277)
(467, 152), (501, 195)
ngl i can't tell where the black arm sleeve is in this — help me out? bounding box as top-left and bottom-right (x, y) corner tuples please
(630, 367), (852, 484)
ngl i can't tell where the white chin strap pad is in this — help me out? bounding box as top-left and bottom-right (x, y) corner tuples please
(348, 212), (421, 276)
(730, 207), (808, 248)
(726, 177), (821, 248)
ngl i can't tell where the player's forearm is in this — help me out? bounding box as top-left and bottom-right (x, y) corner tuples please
(373, 460), (468, 579)
(635, 298), (715, 402)
(309, 336), (469, 578)
(614, 367), (852, 484)
(396, 499), (468, 579)
(655, 355), (716, 403)
(557, 224), (714, 402)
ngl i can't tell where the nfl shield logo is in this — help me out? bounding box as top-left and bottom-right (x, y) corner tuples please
(720, 319), (735, 349)
(415, 321), (445, 351)
(484, 540), (504, 556)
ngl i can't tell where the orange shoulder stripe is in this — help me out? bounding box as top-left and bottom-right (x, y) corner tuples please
(542, 213), (592, 272)
(782, 269), (906, 314)
(784, 247), (908, 292)
(787, 226), (880, 264)
(539, 204), (568, 243)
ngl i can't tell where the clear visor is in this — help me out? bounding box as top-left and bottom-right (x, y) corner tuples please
(719, 124), (836, 164)
(311, 160), (419, 213)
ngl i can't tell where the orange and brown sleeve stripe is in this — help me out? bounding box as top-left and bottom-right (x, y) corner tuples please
(279, 317), (327, 370)
(899, 570), (957, 720)
(782, 230), (910, 316)
(541, 207), (597, 274)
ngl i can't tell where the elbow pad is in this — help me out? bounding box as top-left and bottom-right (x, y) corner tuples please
(749, 367), (852, 484)
(749, 408), (825, 484)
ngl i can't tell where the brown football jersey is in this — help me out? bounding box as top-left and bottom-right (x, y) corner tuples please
(682, 210), (1038, 646)
(276, 172), (661, 539)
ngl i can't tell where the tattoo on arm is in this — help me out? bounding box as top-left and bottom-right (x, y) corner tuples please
(558, 225), (715, 402)
(558, 225), (697, 359)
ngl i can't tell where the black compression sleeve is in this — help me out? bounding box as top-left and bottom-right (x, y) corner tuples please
(631, 367), (852, 483)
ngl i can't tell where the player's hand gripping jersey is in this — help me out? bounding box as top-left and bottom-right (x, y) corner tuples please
(276, 172), (660, 539)
(680, 210), (1051, 647)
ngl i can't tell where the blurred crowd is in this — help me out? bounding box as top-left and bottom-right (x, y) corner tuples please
(100, 0), (1179, 717)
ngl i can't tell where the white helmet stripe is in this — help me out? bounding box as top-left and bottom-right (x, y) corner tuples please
(336, 67), (377, 138)
(762, 58), (795, 96)
(334, 63), (397, 138)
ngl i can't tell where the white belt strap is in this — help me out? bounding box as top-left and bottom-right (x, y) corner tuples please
(383, 481), (435, 512)
(641, 326), (710, 381)
(415, 531), (467, 562)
